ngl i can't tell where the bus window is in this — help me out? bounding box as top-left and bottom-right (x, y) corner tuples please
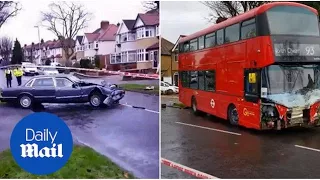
(205, 32), (215, 48)
(179, 44), (183, 53)
(198, 71), (205, 90)
(225, 23), (240, 43)
(266, 6), (319, 36)
(205, 70), (215, 91)
(180, 71), (189, 88)
(217, 29), (224, 45)
(190, 39), (198, 51)
(190, 71), (198, 89)
(183, 42), (190, 52)
(199, 36), (205, 50)
(241, 18), (256, 40)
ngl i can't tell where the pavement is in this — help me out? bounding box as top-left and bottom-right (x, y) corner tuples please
(161, 96), (320, 179)
(0, 72), (159, 179)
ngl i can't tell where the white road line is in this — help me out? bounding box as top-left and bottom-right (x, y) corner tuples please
(161, 158), (218, 179)
(145, 109), (160, 114)
(120, 103), (133, 108)
(176, 122), (241, 136)
(120, 103), (159, 114)
(295, 145), (320, 153)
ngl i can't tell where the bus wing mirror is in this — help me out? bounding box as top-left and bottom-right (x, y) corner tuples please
(249, 73), (257, 83)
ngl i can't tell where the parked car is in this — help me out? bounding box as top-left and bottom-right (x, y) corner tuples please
(0, 75), (125, 109)
(22, 62), (39, 76)
(160, 81), (179, 95)
(41, 68), (59, 75)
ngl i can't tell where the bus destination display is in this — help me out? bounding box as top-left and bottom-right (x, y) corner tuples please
(274, 43), (320, 57)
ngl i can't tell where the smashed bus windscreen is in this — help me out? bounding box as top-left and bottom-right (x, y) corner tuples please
(267, 6), (319, 36)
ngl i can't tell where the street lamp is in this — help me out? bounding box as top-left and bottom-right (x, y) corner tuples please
(34, 25), (41, 65)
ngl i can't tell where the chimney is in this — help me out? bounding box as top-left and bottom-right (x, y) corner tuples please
(101, 21), (109, 30)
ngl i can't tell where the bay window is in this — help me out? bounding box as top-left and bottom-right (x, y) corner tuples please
(137, 49), (146, 61)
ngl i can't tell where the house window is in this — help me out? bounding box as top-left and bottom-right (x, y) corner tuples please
(95, 43), (98, 48)
(137, 49), (146, 61)
(150, 51), (154, 60)
(156, 25), (159, 36)
(137, 28), (145, 39)
(89, 43), (92, 49)
(174, 53), (178, 62)
(145, 27), (154, 38)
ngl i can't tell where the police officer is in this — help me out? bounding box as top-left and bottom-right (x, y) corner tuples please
(4, 68), (12, 88)
(13, 67), (23, 86)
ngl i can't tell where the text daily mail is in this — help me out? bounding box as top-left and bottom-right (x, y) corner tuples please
(20, 128), (63, 158)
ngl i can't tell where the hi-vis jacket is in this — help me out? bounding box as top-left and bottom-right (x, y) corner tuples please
(13, 68), (23, 77)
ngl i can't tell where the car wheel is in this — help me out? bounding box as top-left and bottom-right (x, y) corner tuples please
(228, 105), (239, 126)
(19, 94), (33, 109)
(167, 89), (174, 95)
(89, 92), (103, 107)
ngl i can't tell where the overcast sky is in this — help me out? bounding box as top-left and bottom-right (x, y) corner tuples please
(0, 0), (145, 46)
(161, 1), (213, 44)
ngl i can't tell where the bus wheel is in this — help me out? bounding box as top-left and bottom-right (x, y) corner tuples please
(228, 105), (239, 126)
(191, 97), (202, 116)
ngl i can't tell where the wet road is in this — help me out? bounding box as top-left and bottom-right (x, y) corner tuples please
(161, 97), (320, 179)
(0, 73), (159, 179)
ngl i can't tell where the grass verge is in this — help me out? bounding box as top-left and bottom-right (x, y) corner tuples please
(172, 102), (186, 108)
(119, 84), (159, 96)
(0, 145), (134, 179)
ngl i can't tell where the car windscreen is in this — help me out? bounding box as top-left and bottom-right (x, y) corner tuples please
(266, 6), (319, 36)
(68, 75), (81, 83)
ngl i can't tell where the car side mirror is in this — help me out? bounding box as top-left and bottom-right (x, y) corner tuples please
(72, 84), (77, 88)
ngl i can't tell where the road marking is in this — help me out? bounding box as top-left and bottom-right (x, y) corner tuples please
(176, 122), (241, 136)
(120, 103), (159, 114)
(145, 109), (160, 114)
(295, 145), (320, 152)
(161, 158), (218, 179)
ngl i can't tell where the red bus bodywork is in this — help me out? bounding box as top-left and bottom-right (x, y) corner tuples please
(178, 2), (320, 130)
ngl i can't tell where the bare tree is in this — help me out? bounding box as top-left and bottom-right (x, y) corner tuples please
(0, 1), (21, 29)
(142, 1), (159, 12)
(201, 1), (269, 23)
(0, 36), (13, 64)
(41, 2), (92, 66)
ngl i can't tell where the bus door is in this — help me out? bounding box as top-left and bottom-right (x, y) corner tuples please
(239, 69), (261, 128)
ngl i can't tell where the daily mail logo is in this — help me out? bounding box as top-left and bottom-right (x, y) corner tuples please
(10, 112), (73, 175)
(20, 129), (63, 158)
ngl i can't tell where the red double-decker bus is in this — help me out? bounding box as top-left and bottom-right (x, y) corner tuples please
(178, 2), (320, 130)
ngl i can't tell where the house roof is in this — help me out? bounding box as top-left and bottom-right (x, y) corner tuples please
(97, 24), (118, 41)
(23, 38), (75, 51)
(161, 38), (174, 55)
(84, 33), (100, 43)
(137, 12), (159, 26)
(84, 23), (118, 42)
(123, 20), (135, 30)
(76, 36), (84, 44)
(147, 42), (159, 50)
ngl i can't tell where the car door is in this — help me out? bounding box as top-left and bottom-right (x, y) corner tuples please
(31, 77), (56, 103)
(55, 77), (82, 103)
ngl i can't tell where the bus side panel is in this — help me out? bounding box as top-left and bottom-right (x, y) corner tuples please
(237, 36), (263, 129)
(225, 41), (246, 97)
(238, 101), (261, 129)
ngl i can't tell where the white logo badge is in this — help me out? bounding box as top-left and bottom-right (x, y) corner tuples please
(210, 99), (215, 108)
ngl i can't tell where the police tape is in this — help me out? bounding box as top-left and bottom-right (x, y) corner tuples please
(0, 64), (159, 80)
(161, 158), (218, 179)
